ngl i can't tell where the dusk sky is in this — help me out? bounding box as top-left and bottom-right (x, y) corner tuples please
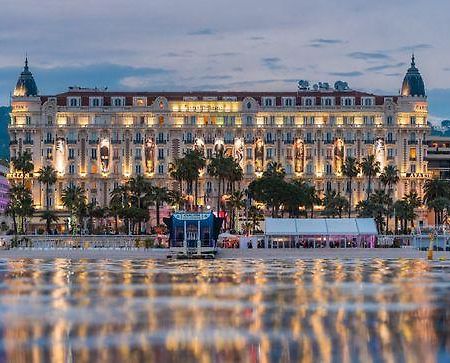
(1, 0), (449, 120)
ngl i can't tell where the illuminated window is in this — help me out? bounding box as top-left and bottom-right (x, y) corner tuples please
(409, 148), (416, 160)
(159, 116), (164, 125)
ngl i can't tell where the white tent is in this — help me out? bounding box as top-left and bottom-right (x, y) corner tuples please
(265, 218), (378, 236)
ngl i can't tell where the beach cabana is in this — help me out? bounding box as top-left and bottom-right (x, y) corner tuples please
(264, 218), (378, 248)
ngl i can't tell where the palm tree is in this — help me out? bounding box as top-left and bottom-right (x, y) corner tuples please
(169, 158), (186, 195)
(208, 152), (229, 212)
(151, 186), (170, 226)
(379, 165), (399, 194)
(424, 178), (450, 226)
(322, 190), (349, 218)
(303, 184), (321, 218)
(61, 185), (86, 234)
(6, 183), (34, 234)
(128, 175), (152, 233)
(167, 189), (184, 211)
(263, 161), (286, 179)
(185, 149), (206, 209)
(227, 190), (246, 231)
(37, 165), (57, 209)
(360, 155), (380, 199)
(11, 150), (34, 186)
(247, 205), (264, 234)
(40, 210), (59, 234)
(110, 184), (132, 234)
(342, 157), (360, 217)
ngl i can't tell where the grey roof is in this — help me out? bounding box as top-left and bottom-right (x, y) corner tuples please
(13, 58), (38, 97)
(401, 55), (425, 97)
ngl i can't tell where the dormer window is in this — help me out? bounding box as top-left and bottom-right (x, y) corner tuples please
(112, 97), (124, 107)
(362, 97), (374, 106)
(68, 97), (81, 107)
(303, 97), (315, 106)
(283, 97), (295, 107)
(321, 97), (334, 106)
(341, 97), (355, 106)
(90, 97), (103, 107)
(134, 97), (147, 107)
(263, 97), (275, 107)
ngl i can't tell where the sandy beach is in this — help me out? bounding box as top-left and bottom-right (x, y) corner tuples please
(0, 248), (448, 260)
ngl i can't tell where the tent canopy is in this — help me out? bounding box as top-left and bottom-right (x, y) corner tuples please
(265, 218), (378, 236)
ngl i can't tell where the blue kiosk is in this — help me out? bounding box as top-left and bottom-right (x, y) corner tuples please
(164, 212), (223, 258)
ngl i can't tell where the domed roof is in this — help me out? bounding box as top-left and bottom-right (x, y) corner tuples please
(401, 55), (425, 97)
(13, 57), (38, 97)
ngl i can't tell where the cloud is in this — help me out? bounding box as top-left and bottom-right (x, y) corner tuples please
(261, 57), (283, 70)
(443, 67), (450, 72)
(395, 44), (432, 52)
(309, 38), (344, 47)
(208, 52), (239, 57)
(161, 51), (194, 58)
(384, 73), (402, 77)
(0, 63), (174, 96)
(365, 62), (405, 72)
(199, 75), (232, 80)
(329, 71), (363, 77)
(187, 28), (215, 35)
(347, 52), (390, 60)
(232, 67), (243, 72)
(249, 36), (264, 41)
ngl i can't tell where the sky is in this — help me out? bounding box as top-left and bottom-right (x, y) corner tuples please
(0, 0), (449, 121)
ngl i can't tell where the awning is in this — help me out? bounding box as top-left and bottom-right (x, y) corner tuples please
(265, 218), (378, 236)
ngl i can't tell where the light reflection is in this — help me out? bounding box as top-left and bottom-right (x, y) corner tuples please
(0, 258), (448, 362)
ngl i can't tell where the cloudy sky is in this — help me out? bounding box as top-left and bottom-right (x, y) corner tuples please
(1, 0), (449, 120)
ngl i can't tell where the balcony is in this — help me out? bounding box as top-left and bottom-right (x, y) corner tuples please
(89, 140), (99, 145)
(408, 140), (418, 145)
(134, 156), (142, 160)
(284, 139), (294, 145)
(184, 139), (194, 145)
(364, 140), (374, 144)
(23, 140), (34, 145)
(156, 139), (167, 144)
(44, 139), (55, 144)
(67, 139), (77, 144)
(133, 139), (144, 145)
(323, 139), (333, 144)
(264, 139), (275, 144)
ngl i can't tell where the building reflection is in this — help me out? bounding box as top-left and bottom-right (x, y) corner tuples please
(0, 258), (448, 362)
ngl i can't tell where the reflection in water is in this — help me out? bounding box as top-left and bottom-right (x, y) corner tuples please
(0, 258), (448, 362)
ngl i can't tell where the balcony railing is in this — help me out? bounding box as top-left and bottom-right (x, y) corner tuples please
(89, 140), (99, 145)
(133, 139), (144, 145)
(44, 139), (55, 144)
(408, 140), (418, 145)
(156, 139), (167, 144)
(23, 140), (34, 145)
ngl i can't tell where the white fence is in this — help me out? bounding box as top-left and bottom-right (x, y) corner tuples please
(1, 235), (168, 249)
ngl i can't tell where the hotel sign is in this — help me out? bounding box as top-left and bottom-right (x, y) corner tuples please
(173, 212), (211, 221)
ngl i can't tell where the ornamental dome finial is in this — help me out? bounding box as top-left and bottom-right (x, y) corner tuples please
(401, 54), (425, 97)
(13, 56), (39, 97)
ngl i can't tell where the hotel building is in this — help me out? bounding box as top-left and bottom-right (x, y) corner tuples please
(8, 56), (431, 228)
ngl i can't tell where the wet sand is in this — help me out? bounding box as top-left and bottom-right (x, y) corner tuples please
(0, 248), (448, 260)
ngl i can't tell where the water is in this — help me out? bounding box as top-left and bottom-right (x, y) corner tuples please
(0, 258), (448, 363)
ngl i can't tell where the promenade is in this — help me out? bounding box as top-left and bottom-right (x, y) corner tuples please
(0, 248), (448, 260)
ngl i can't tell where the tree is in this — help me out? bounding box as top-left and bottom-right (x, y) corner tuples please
(151, 186), (170, 226)
(226, 190), (246, 231)
(184, 149), (206, 209)
(61, 185), (87, 234)
(342, 157), (360, 217)
(207, 152), (229, 212)
(263, 161), (286, 179)
(357, 189), (392, 233)
(303, 183), (321, 218)
(167, 189), (184, 211)
(379, 165), (399, 194)
(37, 165), (57, 210)
(128, 175), (152, 233)
(247, 205), (264, 234)
(110, 184), (132, 234)
(360, 155), (380, 199)
(40, 210), (59, 234)
(6, 183), (35, 234)
(322, 190), (349, 218)
(424, 178), (450, 226)
(11, 150), (34, 186)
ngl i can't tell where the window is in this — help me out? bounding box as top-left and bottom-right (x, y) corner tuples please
(135, 164), (142, 175)
(68, 97), (80, 107)
(91, 148), (97, 160)
(68, 148), (75, 159)
(283, 116), (295, 125)
(26, 116), (31, 125)
(387, 116), (393, 125)
(263, 97), (274, 107)
(46, 148), (52, 160)
(343, 116), (354, 125)
(135, 132), (142, 142)
(206, 148), (212, 158)
(91, 98), (101, 107)
(266, 132), (273, 142)
(206, 181), (212, 193)
(69, 164), (75, 174)
(246, 148), (253, 159)
(306, 163), (313, 174)
(158, 148), (164, 160)
(325, 164), (332, 175)
(388, 148), (395, 158)
(342, 97), (354, 106)
(363, 116), (375, 125)
(135, 148), (142, 159)
(322, 97), (334, 106)
(246, 102), (252, 109)
(410, 164), (416, 173)
(113, 97), (123, 107)
(47, 116), (53, 125)
(158, 164), (164, 174)
(346, 148), (354, 157)
(245, 116), (253, 126)
(363, 97), (374, 106)
(285, 164), (292, 174)
(246, 164), (253, 174)
(306, 132), (312, 142)
(266, 148), (273, 159)
(264, 116), (275, 125)
(224, 116), (235, 126)
(409, 148), (416, 161)
(304, 98), (314, 106)
(410, 116), (416, 125)
(326, 181), (332, 191)
(283, 97), (294, 107)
